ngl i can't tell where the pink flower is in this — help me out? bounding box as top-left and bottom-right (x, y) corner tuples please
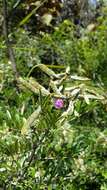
(54, 98), (64, 109)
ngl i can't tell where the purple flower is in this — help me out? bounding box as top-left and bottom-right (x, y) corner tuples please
(54, 98), (64, 109)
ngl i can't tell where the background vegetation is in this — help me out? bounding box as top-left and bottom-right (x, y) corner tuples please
(0, 0), (107, 189)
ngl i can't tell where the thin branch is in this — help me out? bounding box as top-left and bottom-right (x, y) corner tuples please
(2, 0), (19, 81)
(17, 127), (50, 182)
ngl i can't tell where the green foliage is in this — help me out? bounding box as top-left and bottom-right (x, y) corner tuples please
(1, 3), (107, 190)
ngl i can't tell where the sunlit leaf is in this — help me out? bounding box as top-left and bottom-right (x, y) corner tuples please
(21, 106), (41, 135)
(41, 13), (53, 26)
(70, 75), (90, 81)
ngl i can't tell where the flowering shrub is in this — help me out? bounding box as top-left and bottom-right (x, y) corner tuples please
(0, 2), (107, 189)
